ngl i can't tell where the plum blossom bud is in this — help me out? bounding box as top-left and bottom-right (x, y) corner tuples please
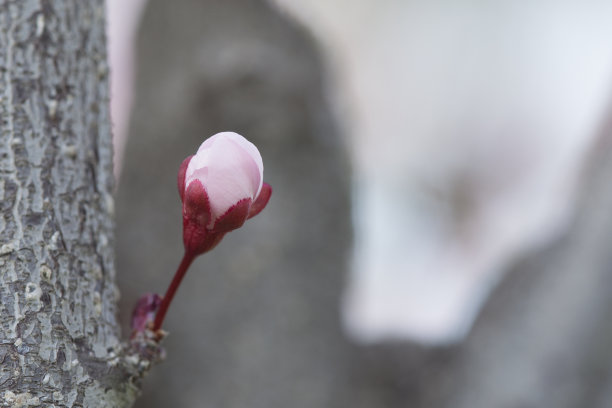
(178, 132), (272, 255)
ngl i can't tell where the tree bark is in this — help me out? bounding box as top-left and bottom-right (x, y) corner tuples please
(0, 1), (148, 406)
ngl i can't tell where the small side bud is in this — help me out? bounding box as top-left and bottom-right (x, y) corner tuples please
(130, 293), (162, 339)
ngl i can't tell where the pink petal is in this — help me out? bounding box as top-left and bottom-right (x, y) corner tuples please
(198, 132), (264, 193)
(219, 132), (264, 194)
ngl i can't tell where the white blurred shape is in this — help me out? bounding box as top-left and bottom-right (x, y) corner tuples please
(271, 0), (612, 344)
(106, 0), (148, 180)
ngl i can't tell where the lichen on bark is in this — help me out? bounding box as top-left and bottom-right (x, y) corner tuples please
(0, 1), (149, 406)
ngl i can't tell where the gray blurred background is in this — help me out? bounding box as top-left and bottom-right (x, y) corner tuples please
(110, 0), (612, 407)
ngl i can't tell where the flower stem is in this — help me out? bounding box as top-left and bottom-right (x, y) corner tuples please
(153, 251), (196, 332)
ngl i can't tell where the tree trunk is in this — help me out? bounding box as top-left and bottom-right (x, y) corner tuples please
(0, 1), (148, 406)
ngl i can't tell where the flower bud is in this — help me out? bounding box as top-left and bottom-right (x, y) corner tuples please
(178, 132), (272, 255)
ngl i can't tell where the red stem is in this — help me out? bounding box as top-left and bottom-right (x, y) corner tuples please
(153, 251), (196, 332)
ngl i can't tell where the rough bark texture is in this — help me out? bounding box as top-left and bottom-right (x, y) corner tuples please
(0, 1), (147, 406)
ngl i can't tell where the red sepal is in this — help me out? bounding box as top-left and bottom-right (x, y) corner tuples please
(183, 223), (225, 255)
(183, 180), (217, 254)
(213, 198), (251, 233)
(177, 155), (193, 202)
(183, 180), (211, 228)
(247, 182), (272, 219)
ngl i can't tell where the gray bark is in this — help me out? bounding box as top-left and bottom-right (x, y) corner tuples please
(0, 1), (149, 406)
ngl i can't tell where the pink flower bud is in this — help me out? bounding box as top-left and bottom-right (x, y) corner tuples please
(178, 132), (272, 255)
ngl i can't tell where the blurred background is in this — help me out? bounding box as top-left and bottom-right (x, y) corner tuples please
(108, 0), (612, 407)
